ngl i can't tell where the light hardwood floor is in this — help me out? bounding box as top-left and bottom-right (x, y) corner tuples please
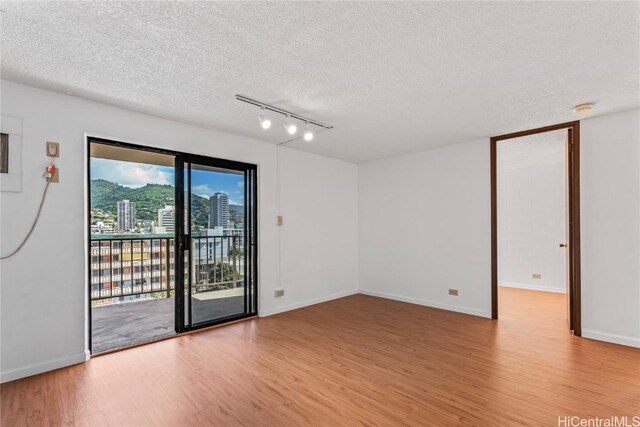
(2, 287), (639, 426)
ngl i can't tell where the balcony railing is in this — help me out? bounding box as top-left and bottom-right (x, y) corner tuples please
(90, 235), (245, 303)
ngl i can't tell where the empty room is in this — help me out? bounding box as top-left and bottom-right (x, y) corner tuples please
(1, 2), (639, 426)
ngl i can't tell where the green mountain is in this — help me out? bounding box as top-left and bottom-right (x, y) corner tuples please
(90, 179), (242, 229)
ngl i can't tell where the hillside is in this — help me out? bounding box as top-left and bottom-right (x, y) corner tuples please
(90, 179), (242, 229)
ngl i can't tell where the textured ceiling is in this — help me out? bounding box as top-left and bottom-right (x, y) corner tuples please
(498, 130), (566, 170)
(1, 2), (639, 163)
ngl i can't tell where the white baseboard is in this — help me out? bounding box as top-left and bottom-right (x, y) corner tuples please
(582, 329), (640, 348)
(358, 289), (491, 319)
(499, 282), (566, 294)
(259, 289), (358, 317)
(1, 351), (89, 383)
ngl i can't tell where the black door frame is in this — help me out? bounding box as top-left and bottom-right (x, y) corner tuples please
(87, 136), (258, 353)
(178, 153), (258, 331)
(490, 121), (581, 336)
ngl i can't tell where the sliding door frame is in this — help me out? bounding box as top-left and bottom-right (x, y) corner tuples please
(490, 121), (581, 336)
(86, 136), (258, 353)
(179, 153), (258, 331)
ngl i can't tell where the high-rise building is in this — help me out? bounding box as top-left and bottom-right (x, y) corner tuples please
(117, 199), (136, 231)
(209, 192), (229, 228)
(157, 205), (175, 233)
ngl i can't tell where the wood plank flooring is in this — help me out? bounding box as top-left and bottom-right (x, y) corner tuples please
(2, 287), (639, 426)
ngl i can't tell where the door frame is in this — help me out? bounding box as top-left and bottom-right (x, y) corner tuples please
(177, 153), (258, 332)
(490, 121), (581, 336)
(86, 136), (259, 354)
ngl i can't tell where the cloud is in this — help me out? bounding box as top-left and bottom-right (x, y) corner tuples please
(91, 159), (173, 188)
(191, 185), (237, 202)
(192, 184), (216, 198)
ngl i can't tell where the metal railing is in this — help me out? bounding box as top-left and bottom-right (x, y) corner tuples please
(191, 234), (245, 293)
(90, 234), (245, 303)
(90, 237), (175, 302)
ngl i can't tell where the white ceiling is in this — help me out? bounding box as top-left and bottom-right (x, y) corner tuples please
(1, 2), (639, 163)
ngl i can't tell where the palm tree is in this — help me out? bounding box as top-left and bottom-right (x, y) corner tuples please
(227, 245), (244, 287)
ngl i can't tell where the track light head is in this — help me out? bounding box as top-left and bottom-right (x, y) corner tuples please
(284, 116), (297, 135)
(303, 122), (314, 142)
(258, 109), (271, 130)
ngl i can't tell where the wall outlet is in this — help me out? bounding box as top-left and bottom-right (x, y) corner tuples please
(532, 273), (542, 279)
(46, 141), (60, 158)
(276, 215), (283, 226)
(274, 289), (284, 297)
(448, 289), (459, 296)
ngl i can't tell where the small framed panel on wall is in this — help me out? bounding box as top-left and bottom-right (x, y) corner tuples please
(0, 115), (23, 192)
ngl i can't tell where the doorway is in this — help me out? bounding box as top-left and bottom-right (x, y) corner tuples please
(490, 121), (581, 336)
(180, 156), (258, 329)
(88, 138), (258, 354)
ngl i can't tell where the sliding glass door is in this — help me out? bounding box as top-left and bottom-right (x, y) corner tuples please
(88, 137), (257, 353)
(179, 156), (257, 330)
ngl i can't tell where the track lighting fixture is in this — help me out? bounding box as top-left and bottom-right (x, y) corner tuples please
(258, 108), (271, 130)
(284, 116), (298, 135)
(235, 95), (333, 143)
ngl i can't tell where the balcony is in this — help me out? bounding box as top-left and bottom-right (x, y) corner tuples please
(90, 235), (250, 353)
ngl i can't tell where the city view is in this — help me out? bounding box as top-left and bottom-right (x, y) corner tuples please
(90, 158), (245, 235)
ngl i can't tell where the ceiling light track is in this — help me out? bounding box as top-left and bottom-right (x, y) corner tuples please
(235, 95), (334, 130)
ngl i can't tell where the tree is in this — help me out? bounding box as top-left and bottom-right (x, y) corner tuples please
(208, 261), (236, 284)
(227, 247), (244, 287)
(228, 247), (244, 259)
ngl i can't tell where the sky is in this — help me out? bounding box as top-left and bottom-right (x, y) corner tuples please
(91, 158), (245, 205)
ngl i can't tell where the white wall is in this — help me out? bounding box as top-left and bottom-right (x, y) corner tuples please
(358, 139), (492, 318)
(581, 109), (640, 347)
(0, 81), (359, 382)
(263, 147), (359, 315)
(497, 136), (567, 293)
(358, 109), (640, 348)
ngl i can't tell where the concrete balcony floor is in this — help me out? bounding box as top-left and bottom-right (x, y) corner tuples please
(91, 290), (246, 353)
